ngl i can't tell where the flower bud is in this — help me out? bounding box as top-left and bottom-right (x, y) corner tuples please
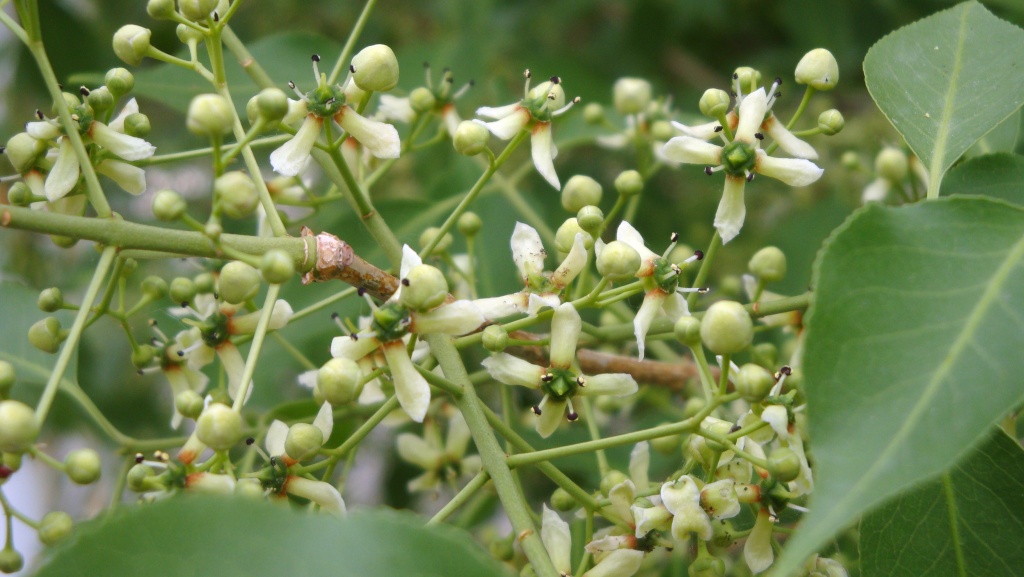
(699, 88), (731, 118)
(582, 102), (604, 124)
(400, 264), (449, 311)
(482, 325), (508, 352)
(29, 317), (64, 354)
(1, 452), (21, 473)
(260, 249), (294, 285)
(169, 277), (197, 305)
(701, 419), (734, 452)
(120, 258), (139, 279)
(37, 288), (63, 313)
(214, 171), (258, 219)
(402, 87), (433, 114)
(700, 301), (753, 355)
(596, 240), (641, 282)
(0, 362), (14, 398)
(875, 147), (908, 182)
(138, 276), (167, 300)
(453, 120), (490, 156)
(351, 44), (400, 92)
(146, 0), (176, 20)
(751, 342), (777, 370)
(285, 423), (324, 462)
(734, 67), (761, 90)
(550, 487), (577, 512)
(457, 211), (482, 237)
(688, 555), (725, 577)
(38, 511), (73, 546)
(5, 132), (47, 173)
(176, 22), (204, 46)
(735, 363), (774, 403)
(599, 470), (628, 496)
(86, 86), (114, 115)
(561, 175), (603, 213)
(179, 0), (217, 21)
(576, 205), (603, 236)
(795, 48), (839, 90)
(418, 227), (453, 255)
(317, 358), (362, 405)
(748, 246), (786, 283)
(7, 182), (32, 206)
(488, 536), (515, 562)
(123, 112), (151, 137)
(0, 548), (23, 573)
(253, 88), (290, 125)
(126, 463), (156, 492)
(554, 218), (593, 255)
(152, 189), (187, 221)
(0, 401), (39, 453)
(768, 447), (802, 483)
(218, 261), (261, 305)
(650, 427), (681, 454)
(840, 151), (860, 170)
(235, 477), (264, 499)
(614, 169), (643, 197)
(613, 77), (652, 115)
(112, 25), (153, 67)
(175, 390), (205, 420)
(104, 68), (135, 100)
(651, 120), (674, 141)
(206, 222), (223, 240)
(50, 235), (78, 249)
(187, 94), (234, 137)
(131, 345), (156, 369)
(64, 448), (101, 485)
(194, 272), (216, 294)
(195, 403), (243, 451)
(817, 109), (844, 136)
(673, 316), (702, 347)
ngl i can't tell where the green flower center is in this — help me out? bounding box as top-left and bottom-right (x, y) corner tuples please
(372, 302), (411, 342)
(200, 313), (231, 348)
(652, 257), (680, 293)
(304, 82), (345, 118)
(721, 140), (757, 176)
(541, 367), (580, 400)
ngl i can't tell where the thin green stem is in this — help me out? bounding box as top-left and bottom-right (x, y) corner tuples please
(785, 87), (816, 131)
(580, 397), (609, 476)
(427, 471), (491, 525)
(232, 284), (282, 411)
(320, 396), (400, 457)
(221, 25), (275, 89)
(327, 0), (379, 85)
(687, 231), (721, 308)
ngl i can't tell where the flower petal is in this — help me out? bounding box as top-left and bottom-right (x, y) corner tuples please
(551, 232), (588, 289)
(396, 432), (441, 469)
(330, 335), (380, 360)
(445, 410), (473, 458)
(527, 293), (562, 316)
(410, 300), (484, 336)
(580, 373), (638, 397)
(615, 221), (659, 268)
(633, 289), (666, 360)
(549, 303), (581, 368)
(378, 94), (415, 124)
(671, 118), (721, 141)
(714, 175), (747, 244)
(44, 138), (80, 201)
(662, 135), (723, 166)
(582, 549), (644, 577)
(475, 102), (521, 119)
(541, 505), (572, 574)
(735, 88), (768, 144)
(609, 479), (637, 521)
(511, 222), (546, 283)
(862, 177), (891, 203)
(633, 503), (672, 538)
(530, 122), (560, 189)
(629, 442), (650, 489)
(474, 107), (530, 140)
(381, 341), (430, 422)
(481, 353), (543, 389)
(285, 476), (347, 516)
(474, 293), (528, 319)
(441, 104), (461, 136)
(107, 98), (140, 133)
(755, 150), (823, 187)
(96, 159), (146, 195)
(266, 419), (288, 456)
(744, 508), (775, 573)
(536, 398), (567, 438)
(313, 401), (334, 439)
(336, 107), (401, 159)
(270, 115), (321, 176)
(661, 476), (712, 541)
(25, 121), (61, 140)
(761, 114), (817, 159)
(89, 121), (155, 161)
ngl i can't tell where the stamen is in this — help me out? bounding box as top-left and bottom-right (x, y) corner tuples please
(685, 250), (704, 263)
(576, 376), (586, 388)
(360, 291), (379, 312)
(401, 278), (410, 286)
(769, 365), (792, 396)
(660, 233), (680, 259)
(423, 62), (433, 89)
(79, 86), (90, 97)
(135, 453), (145, 463)
(746, 172), (755, 182)
(787, 503), (810, 513)
(331, 312), (350, 334)
(452, 80), (474, 100)
(523, 69), (532, 98)
(212, 11), (219, 22)
(35, 109), (44, 120)
(150, 322), (170, 344)
(549, 76), (561, 85)
(675, 286), (709, 294)
(733, 74), (743, 102)
(754, 133), (764, 140)
(311, 54), (321, 84)
(532, 393), (550, 415)
(245, 437), (255, 445)
(251, 442), (272, 463)
(566, 398), (578, 422)
(287, 81), (304, 99)
(714, 125), (724, 133)
(551, 96), (580, 117)
(177, 341), (204, 357)
(540, 372), (554, 383)
(531, 405), (542, 415)
(704, 167), (714, 176)
(349, 64), (356, 74)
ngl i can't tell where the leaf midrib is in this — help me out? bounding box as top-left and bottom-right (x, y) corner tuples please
(927, 3), (971, 199)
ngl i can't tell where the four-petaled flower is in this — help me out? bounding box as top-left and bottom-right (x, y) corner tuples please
(541, 505), (644, 577)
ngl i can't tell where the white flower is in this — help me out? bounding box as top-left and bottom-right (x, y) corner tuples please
(396, 409), (481, 493)
(265, 401), (334, 465)
(761, 404), (813, 496)
(281, 476), (347, 516)
(660, 475), (712, 542)
(744, 507), (775, 573)
(541, 505), (643, 577)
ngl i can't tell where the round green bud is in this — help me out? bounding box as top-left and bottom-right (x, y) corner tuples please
(651, 120), (674, 141)
(38, 511), (73, 546)
(550, 487), (577, 512)
(175, 390), (205, 420)
(5, 132), (48, 173)
(126, 463), (155, 492)
(599, 470), (629, 496)
(37, 288), (63, 313)
(235, 477), (265, 499)
(141, 276), (168, 300)
(400, 264), (449, 311)
(482, 325), (509, 352)
(104, 68), (135, 100)
(285, 423), (324, 462)
(0, 401), (39, 453)
(214, 171), (258, 219)
(254, 88), (290, 125)
(840, 151), (861, 170)
(187, 94), (234, 137)
(875, 147), (908, 182)
(152, 189), (187, 221)
(64, 448), (101, 485)
(748, 246), (787, 283)
(554, 218), (593, 255)
(795, 48), (839, 90)
(650, 429), (681, 454)
(751, 342), (778, 369)
(561, 175), (603, 213)
(2, 453), (21, 473)
(453, 120), (490, 156)
(673, 316), (702, 347)
(179, 0), (217, 21)
(735, 363), (775, 403)
(123, 112), (151, 137)
(576, 205), (604, 236)
(488, 536), (515, 562)
(612, 77), (652, 115)
(702, 419), (734, 453)
(717, 274), (741, 299)
(0, 548), (24, 573)
(176, 23), (205, 46)
(817, 109), (844, 136)
(456, 211), (482, 237)
(596, 240), (641, 282)
(205, 221), (223, 241)
(131, 345), (156, 369)
(168, 277), (197, 305)
(699, 88), (731, 119)
(7, 183), (32, 206)
(409, 87), (436, 114)
(0, 362), (14, 397)
(733, 67), (762, 90)
(318, 358), (362, 405)
(582, 102), (604, 124)
(218, 261), (261, 305)
(50, 235), (78, 249)
(195, 403), (243, 451)
(29, 317), (64, 354)
(56, 92), (80, 116)
(351, 44), (400, 92)
(259, 250), (294, 285)
(768, 446), (802, 483)
(700, 301), (753, 355)
(120, 258), (139, 278)
(146, 0), (176, 20)
(683, 396), (706, 419)
(112, 25), (152, 67)
(688, 555), (725, 577)
(86, 86), (114, 115)
(419, 227), (453, 256)
(614, 169), (643, 197)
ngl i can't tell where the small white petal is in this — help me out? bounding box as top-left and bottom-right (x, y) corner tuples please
(541, 505), (572, 574)
(337, 107), (401, 159)
(186, 472), (236, 495)
(474, 293), (528, 319)
(475, 102), (521, 119)
(609, 479), (637, 521)
(761, 114), (818, 159)
(583, 549), (644, 577)
(378, 95), (416, 124)
(25, 121), (61, 140)
(536, 397), (567, 438)
(633, 290), (666, 360)
(862, 177), (891, 203)
(216, 344), (248, 401)
(410, 300), (484, 336)
(285, 476), (346, 516)
(475, 107), (530, 140)
(481, 353), (543, 389)
(297, 370), (318, 390)
(714, 176), (747, 245)
(107, 98), (140, 133)
(530, 123), (560, 189)
(441, 104), (461, 135)
(270, 115), (321, 176)
(89, 121), (155, 160)
(701, 479), (741, 519)
(755, 151), (823, 187)
(44, 138), (80, 201)
(629, 442), (650, 489)
(661, 477), (712, 541)
(96, 159), (146, 195)
(549, 303), (581, 368)
(735, 88), (768, 143)
(381, 341), (430, 422)
(551, 233), (588, 289)
(744, 509), (775, 573)
(266, 419), (288, 456)
(662, 292), (690, 321)
(615, 221), (659, 268)
(330, 335), (380, 360)
(511, 222), (546, 283)
(671, 119), (721, 141)
(407, 471), (440, 493)
(526, 293), (561, 316)
(396, 432), (442, 470)
(313, 401), (334, 439)
(633, 503), (672, 538)
(580, 373), (638, 397)
(596, 133), (629, 149)
(662, 135), (723, 166)
(761, 405), (791, 440)
(400, 244), (423, 282)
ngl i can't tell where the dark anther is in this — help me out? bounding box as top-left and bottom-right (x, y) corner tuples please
(212, 293), (219, 300)
(442, 67), (451, 73)
(746, 173), (755, 182)
(733, 73), (739, 80)
(531, 405), (542, 415)
(287, 81), (296, 89)
(714, 125), (724, 133)
(566, 412), (579, 422)
(422, 61), (430, 68)
(446, 76), (454, 84)
(349, 65), (356, 73)
(401, 278), (410, 286)
(331, 312), (340, 320)
(79, 86), (90, 96)
(550, 76), (560, 84)
(357, 287), (367, 296)
(704, 167), (714, 176)
(524, 69), (532, 78)
(149, 319), (158, 326)
(779, 365), (792, 376)
(468, 79), (476, 86)
(572, 96), (581, 103)
(270, 457), (277, 466)
(136, 369), (144, 376)
(324, 97), (336, 106)
(176, 350), (185, 357)
(541, 373), (554, 382)
(213, 11), (219, 21)
(576, 377), (586, 387)
(0, 146), (5, 154)
(694, 249), (705, 260)
(351, 334), (359, 341)
(311, 54), (321, 62)
(181, 301), (189, 308)
(135, 453), (145, 463)
(697, 287), (710, 294)
(0, 466), (12, 479)
(774, 91), (781, 99)
(754, 133), (764, 140)
(209, 332), (219, 341)
(774, 77), (782, 85)
(670, 232), (679, 243)
(730, 424), (742, 433)
(730, 91), (737, 98)
(245, 437), (255, 445)
(35, 109), (44, 120)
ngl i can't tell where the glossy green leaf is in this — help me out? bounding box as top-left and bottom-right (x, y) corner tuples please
(863, 1), (1024, 199)
(772, 198), (1024, 576)
(860, 431), (1024, 577)
(36, 496), (513, 577)
(0, 283), (76, 386)
(941, 153), (1024, 204)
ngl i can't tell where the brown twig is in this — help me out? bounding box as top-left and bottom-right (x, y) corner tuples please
(300, 227), (399, 301)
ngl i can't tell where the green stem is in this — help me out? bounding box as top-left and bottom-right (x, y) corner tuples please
(221, 25), (275, 89)
(327, 0), (379, 85)
(427, 471), (491, 525)
(580, 397), (609, 476)
(232, 284), (282, 411)
(785, 87), (816, 131)
(687, 231), (721, 308)
(320, 396), (400, 457)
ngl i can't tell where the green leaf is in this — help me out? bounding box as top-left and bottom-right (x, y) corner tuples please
(965, 109), (1020, 158)
(941, 153), (1024, 204)
(863, 1), (1024, 199)
(860, 431), (1024, 577)
(0, 283), (76, 387)
(36, 496), (513, 577)
(772, 197), (1024, 576)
